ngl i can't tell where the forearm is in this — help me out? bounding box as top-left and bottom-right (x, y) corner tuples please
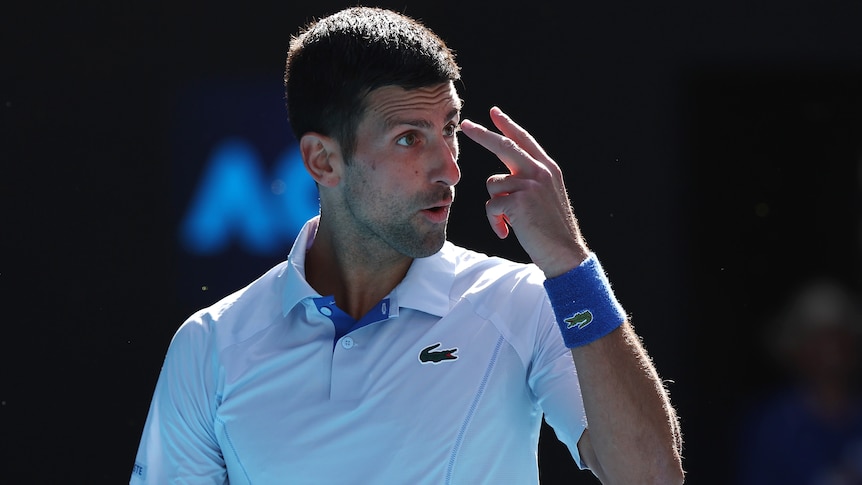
(573, 322), (684, 484)
(460, 108), (684, 481)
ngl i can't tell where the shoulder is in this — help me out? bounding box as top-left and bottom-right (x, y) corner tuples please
(442, 242), (547, 299)
(441, 243), (551, 338)
(441, 242), (566, 368)
(172, 261), (290, 351)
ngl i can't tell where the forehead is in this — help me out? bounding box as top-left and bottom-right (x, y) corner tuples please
(363, 82), (462, 127)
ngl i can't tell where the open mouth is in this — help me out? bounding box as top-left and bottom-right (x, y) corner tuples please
(421, 204), (451, 223)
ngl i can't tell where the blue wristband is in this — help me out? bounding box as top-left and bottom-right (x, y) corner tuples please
(543, 253), (626, 348)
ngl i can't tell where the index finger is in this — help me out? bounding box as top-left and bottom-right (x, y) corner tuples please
(487, 106), (551, 163)
(460, 117), (536, 176)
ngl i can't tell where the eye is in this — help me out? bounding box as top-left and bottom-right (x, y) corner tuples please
(443, 122), (460, 137)
(396, 133), (418, 146)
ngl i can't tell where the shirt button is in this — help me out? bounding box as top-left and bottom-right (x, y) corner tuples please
(341, 337), (354, 349)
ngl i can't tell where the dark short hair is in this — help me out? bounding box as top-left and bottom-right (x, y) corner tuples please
(284, 7), (461, 161)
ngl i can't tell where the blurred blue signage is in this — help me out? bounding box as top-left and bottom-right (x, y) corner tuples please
(172, 79), (318, 257)
(180, 138), (318, 255)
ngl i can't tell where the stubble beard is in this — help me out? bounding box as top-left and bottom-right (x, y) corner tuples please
(343, 180), (453, 260)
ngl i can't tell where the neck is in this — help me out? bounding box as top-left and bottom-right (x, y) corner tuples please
(305, 219), (413, 320)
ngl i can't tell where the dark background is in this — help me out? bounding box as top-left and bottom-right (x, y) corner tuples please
(4, 1), (862, 483)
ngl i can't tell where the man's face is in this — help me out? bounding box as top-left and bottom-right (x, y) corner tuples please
(340, 82), (462, 259)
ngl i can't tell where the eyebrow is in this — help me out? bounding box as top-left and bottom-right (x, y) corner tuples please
(384, 108), (461, 130)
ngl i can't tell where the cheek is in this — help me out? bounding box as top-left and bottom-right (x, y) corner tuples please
(349, 152), (417, 199)
(350, 164), (404, 201)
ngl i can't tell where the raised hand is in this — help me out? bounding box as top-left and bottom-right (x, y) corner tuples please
(460, 107), (589, 277)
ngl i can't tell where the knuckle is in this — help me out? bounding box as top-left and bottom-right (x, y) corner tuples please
(499, 137), (520, 152)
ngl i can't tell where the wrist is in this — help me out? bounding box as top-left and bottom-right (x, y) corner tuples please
(543, 253), (626, 348)
(537, 244), (590, 279)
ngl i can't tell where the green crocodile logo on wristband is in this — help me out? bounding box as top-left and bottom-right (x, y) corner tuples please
(565, 310), (594, 330)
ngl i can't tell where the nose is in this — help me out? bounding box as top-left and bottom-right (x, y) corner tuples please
(432, 137), (461, 186)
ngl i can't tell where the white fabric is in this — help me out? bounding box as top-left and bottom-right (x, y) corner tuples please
(131, 217), (586, 484)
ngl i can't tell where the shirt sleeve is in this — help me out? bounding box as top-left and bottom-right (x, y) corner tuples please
(527, 294), (589, 470)
(130, 315), (227, 484)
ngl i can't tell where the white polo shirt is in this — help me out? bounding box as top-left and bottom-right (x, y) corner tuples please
(132, 217), (587, 484)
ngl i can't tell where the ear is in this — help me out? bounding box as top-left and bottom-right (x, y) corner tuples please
(300, 133), (343, 187)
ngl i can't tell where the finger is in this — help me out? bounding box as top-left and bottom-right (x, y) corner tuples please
(460, 118), (537, 176)
(485, 198), (510, 239)
(486, 173), (524, 199)
(488, 107), (552, 163)
(486, 174), (515, 239)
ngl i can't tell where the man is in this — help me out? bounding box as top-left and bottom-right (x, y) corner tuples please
(132, 7), (684, 484)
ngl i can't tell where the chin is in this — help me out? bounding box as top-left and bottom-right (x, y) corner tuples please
(406, 229), (447, 259)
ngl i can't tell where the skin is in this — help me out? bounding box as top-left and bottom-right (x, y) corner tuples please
(462, 108), (684, 484)
(301, 81), (684, 484)
(300, 83), (461, 319)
